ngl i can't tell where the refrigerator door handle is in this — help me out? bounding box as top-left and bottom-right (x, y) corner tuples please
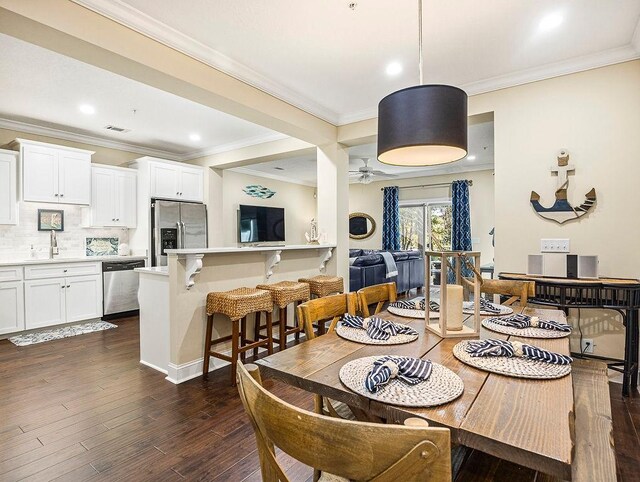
(176, 221), (183, 249)
(181, 221), (186, 248)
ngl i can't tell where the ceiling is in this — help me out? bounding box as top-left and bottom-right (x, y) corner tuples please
(233, 119), (494, 186)
(0, 33), (283, 160)
(77, 0), (640, 125)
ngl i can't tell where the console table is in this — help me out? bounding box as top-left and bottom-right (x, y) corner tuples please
(499, 272), (640, 396)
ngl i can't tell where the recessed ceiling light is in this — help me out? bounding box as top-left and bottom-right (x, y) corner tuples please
(189, 133), (201, 142)
(386, 62), (403, 76)
(467, 155), (476, 161)
(538, 12), (563, 32)
(78, 104), (95, 115)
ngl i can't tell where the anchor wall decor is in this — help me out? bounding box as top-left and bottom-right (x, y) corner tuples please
(530, 150), (596, 225)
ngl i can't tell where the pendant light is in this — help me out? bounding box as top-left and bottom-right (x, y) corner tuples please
(377, 0), (468, 166)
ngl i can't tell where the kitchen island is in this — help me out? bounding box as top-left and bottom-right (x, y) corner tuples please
(136, 244), (336, 383)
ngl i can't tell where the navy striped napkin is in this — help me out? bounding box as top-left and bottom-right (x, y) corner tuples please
(365, 356), (433, 393)
(465, 339), (573, 365)
(390, 299), (440, 312)
(341, 314), (418, 341)
(489, 314), (571, 332)
(471, 298), (503, 314)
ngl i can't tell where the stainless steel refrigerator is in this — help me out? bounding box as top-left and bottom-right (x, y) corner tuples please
(151, 200), (207, 266)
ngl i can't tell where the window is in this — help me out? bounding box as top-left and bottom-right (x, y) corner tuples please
(400, 201), (452, 252)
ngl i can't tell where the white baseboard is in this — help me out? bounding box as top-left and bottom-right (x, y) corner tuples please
(139, 359), (168, 375)
(165, 357), (229, 384)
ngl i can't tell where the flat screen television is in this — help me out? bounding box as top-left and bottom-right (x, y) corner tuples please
(238, 205), (285, 243)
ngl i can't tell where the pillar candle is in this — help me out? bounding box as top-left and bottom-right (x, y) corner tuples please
(445, 284), (464, 331)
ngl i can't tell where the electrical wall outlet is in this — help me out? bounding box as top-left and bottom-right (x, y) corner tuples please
(541, 238), (570, 253)
(581, 338), (594, 354)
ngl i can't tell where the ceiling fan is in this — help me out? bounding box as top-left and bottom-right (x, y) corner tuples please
(349, 158), (398, 184)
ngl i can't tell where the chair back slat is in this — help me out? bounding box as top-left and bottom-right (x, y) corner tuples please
(296, 293), (358, 340)
(237, 363), (451, 482)
(357, 282), (397, 317)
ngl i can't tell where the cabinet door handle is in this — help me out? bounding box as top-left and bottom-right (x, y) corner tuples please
(63, 269), (67, 273)
(54, 193), (59, 197)
(176, 192), (179, 195)
(66, 285), (70, 288)
(61, 285), (65, 289)
(60, 194), (64, 197)
(180, 192), (183, 196)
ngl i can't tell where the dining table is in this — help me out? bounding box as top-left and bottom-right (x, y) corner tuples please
(255, 305), (576, 480)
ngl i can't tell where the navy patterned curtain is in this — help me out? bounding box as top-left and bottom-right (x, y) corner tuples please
(451, 180), (472, 251)
(382, 186), (400, 251)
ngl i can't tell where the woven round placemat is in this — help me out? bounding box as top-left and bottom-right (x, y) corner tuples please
(482, 319), (570, 339)
(462, 301), (513, 316)
(339, 356), (464, 407)
(335, 324), (418, 345)
(387, 306), (439, 319)
(452, 340), (571, 379)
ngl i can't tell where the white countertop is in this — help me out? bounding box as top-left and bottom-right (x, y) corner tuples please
(0, 255), (147, 267)
(135, 266), (169, 276)
(165, 244), (335, 255)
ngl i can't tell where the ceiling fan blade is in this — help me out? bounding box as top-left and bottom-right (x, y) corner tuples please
(371, 170), (398, 177)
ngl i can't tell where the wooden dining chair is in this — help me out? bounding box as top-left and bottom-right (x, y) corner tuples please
(237, 362), (451, 482)
(296, 292), (358, 340)
(357, 282), (397, 317)
(480, 279), (536, 306)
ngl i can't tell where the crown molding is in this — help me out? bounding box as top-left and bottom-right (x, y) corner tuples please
(71, 0), (341, 125)
(228, 166), (316, 187)
(178, 132), (289, 161)
(0, 117), (183, 160)
(632, 16), (640, 53)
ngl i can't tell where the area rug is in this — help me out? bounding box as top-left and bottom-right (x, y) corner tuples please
(9, 321), (117, 346)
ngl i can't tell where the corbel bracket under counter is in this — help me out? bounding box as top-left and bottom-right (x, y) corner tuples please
(178, 254), (204, 289)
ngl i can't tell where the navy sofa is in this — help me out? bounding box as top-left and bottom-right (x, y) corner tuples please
(349, 249), (425, 293)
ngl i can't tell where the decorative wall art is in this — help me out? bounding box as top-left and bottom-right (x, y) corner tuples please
(37, 209), (64, 231)
(243, 185), (276, 199)
(86, 237), (119, 256)
(349, 212), (376, 240)
(530, 150), (596, 224)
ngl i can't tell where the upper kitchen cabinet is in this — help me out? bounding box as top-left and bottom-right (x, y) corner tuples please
(10, 139), (93, 205)
(87, 165), (137, 228)
(147, 158), (204, 202)
(0, 149), (18, 225)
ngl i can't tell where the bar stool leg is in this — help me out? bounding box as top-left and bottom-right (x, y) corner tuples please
(266, 311), (274, 355)
(253, 311), (261, 359)
(230, 319), (240, 386)
(279, 307), (286, 351)
(202, 314), (213, 379)
(240, 316), (247, 363)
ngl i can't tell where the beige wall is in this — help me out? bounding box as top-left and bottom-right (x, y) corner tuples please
(0, 127), (141, 166)
(221, 171), (316, 246)
(349, 169), (495, 265)
(468, 60), (640, 359)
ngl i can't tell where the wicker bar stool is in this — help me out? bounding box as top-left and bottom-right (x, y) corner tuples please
(255, 281), (310, 352)
(297, 275), (344, 335)
(298, 275), (344, 298)
(204, 287), (273, 385)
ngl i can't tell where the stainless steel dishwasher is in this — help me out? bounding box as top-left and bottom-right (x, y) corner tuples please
(102, 260), (146, 319)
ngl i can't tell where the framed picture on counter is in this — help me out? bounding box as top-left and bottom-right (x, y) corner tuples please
(37, 209), (64, 231)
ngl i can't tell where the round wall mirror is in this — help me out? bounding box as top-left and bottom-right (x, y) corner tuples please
(349, 212), (376, 239)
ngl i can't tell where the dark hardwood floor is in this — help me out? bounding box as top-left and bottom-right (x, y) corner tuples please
(0, 316), (638, 481)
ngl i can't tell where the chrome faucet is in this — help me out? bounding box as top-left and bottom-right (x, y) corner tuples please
(49, 230), (59, 259)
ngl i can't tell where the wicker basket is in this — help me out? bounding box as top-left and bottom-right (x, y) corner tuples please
(206, 287), (272, 320)
(298, 275), (344, 297)
(256, 281), (310, 308)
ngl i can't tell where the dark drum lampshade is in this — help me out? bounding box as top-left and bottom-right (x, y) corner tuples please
(377, 84), (468, 166)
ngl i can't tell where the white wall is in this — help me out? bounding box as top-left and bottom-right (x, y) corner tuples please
(469, 60), (640, 358)
(221, 170), (316, 246)
(349, 169), (495, 265)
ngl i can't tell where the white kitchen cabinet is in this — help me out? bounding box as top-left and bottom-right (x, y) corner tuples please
(149, 161), (203, 202)
(65, 275), (103, 323)
(88, 165), (136, 228)
(0, 149), (18, 225)
(25, 273), (102, 329)
(24, 278), (66, 329)
(12, 139), (93, 205)
(0, 281), (25, 335)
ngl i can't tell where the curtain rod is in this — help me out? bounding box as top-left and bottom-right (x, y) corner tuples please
(379, 180), (473, 191)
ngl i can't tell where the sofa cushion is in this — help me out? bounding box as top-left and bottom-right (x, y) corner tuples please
(349, 249), (364, 257)
(350, 254), (385, 267)
(390, 251), (409, 261)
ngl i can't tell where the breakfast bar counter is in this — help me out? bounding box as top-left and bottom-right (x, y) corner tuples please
(136, 244), (336, 383)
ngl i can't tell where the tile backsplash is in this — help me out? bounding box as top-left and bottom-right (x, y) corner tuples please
(0, 202), (129, 261)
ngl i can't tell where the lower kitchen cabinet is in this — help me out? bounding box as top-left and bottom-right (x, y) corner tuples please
(25, 274), (102, 329)
(0, 281), (25, 335)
